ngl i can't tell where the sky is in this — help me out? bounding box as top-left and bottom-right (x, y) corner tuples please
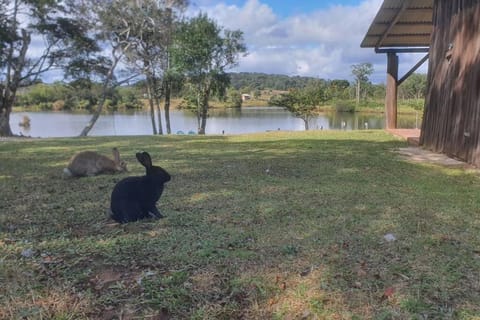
(186, 0), (429, 84)
(29, 0), (429, 84)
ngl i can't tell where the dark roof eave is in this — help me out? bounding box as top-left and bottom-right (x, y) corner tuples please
(361, 0), (433, 49)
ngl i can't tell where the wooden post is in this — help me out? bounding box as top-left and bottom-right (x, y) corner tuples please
(385, 52), (398, 129)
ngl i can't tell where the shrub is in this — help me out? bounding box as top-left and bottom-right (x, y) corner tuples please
(77, 99), (91, 110)
(227, 88), (242, 108)
(334, 100), (356, 113)
(38, 102), (52, 110)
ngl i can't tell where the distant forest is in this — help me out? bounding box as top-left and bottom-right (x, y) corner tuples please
(228, 72), (351, 91)
(228, 72), (426, 102)
(15, 71), (426, 112)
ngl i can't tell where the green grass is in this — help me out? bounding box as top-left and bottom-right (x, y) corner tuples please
(1, 131), (480, 319)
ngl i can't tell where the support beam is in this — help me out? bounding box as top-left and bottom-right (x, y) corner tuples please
(386, 52), (398, 129)
(398, 53), (429, 85)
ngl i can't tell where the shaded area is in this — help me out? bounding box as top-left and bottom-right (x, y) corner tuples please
(1, 131), (479, 319)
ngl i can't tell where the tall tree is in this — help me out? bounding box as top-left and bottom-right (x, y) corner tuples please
(73, 0), (142, 136)
(0, 0), (97, 136)
(162, 1), (188, 134)
(351, 62), (373, 106)
(171, 13), (246, 134)
(121, 0), (188, 135)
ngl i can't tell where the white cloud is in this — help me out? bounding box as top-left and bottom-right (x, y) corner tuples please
(192, 0), (428, 83)
(29, 0), (428, 84)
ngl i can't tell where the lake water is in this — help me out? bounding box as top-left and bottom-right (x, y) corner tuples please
(11, 107), (421, 138)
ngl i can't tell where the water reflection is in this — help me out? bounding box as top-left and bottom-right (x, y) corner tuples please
(11, 107), (420, 138)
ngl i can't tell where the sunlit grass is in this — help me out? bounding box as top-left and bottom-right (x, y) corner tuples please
(1, 130), (479, 319)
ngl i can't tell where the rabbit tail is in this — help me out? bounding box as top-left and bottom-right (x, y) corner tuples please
(63, 167), (73, 178)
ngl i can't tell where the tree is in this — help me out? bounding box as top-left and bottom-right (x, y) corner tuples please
(327, 79), (350, 100)
(162, 2), (189, 134)
(351, 62), (373, 106)
(226, 87), (242, 108)
(120, 0), (188, 135)
(276, 81), (326, 130)
(0, 0), (97, 136)
(399, 73), (427, 100)
(171, 13), (246, 134)
(72, 0), (145, 136)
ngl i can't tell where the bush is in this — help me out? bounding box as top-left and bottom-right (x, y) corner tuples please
(77, 99), (91, 110)
(227, 88), (242, 108)
(268, 94), (294, 107)
(37, 102), (52, 110)
(104, 99), (114, 110)
(334, 100), (356, 113)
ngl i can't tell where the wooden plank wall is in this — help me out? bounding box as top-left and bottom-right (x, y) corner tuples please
(420, 0), (480, 166)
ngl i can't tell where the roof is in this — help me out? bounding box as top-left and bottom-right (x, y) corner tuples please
(361, 0), (433, 49)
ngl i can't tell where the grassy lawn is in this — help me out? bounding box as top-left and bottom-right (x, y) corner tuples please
(1, 131), (479, 319)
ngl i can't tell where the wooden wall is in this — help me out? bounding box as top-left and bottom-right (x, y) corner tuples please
(420, 0), (480, 166)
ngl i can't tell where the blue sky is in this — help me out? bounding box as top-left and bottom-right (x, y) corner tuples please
(193, 0), (365, 17)
(188, 0), (429, 83)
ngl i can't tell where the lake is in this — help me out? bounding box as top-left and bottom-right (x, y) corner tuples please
(11, 107), (421, 138)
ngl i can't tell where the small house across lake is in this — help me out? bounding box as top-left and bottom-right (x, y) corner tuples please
(362, 0), (480, 167)
(241, 94), (251, 101)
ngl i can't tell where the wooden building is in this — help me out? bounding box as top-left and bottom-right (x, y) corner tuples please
(362, 0), (480, 167)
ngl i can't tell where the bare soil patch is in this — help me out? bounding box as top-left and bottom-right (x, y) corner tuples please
(394, 146), (476, 169)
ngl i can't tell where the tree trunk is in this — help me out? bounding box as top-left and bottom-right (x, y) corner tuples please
(79, 95), (108, 136)
(0, 107), (13, 136)
(164, 81), (172, 134)
(0, 88), (16, 137)
(164, 9), (173, 135)
(356, 80), (360, 105)
(150, 76), (163, 135)
(146, 81), (158, 135)
(303, 118), (309, 131)
(0, 28), (30, 137)
(199, 106), (207, 134)
(198, 91), (209, 134)
(79, 48), (121, 137)
(155, 102), (163, 135)
(154, 94), (163, 135)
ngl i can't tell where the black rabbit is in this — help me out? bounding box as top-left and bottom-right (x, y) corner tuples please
(110, 152), (171, 223)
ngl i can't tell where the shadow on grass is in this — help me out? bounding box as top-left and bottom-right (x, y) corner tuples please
(1, 131), (479, 319)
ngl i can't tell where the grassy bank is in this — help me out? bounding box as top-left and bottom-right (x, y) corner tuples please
(1, 131), (479, 319)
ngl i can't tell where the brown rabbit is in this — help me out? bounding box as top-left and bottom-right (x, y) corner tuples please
(63, 148), (127, 178)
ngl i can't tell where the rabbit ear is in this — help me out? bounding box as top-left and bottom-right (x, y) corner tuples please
(136, 152), (152, 169)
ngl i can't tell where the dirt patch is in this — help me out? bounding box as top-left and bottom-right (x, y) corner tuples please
(394, 147), (473, 168)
